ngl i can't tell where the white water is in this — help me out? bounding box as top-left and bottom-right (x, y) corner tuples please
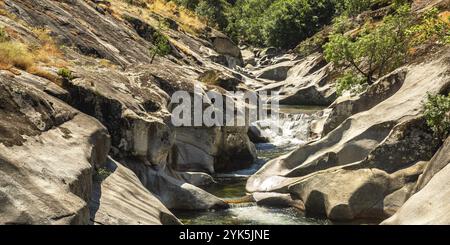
(225, 110), (316, 177)
(177, 106), (326, 225)
(253, 112), (313, 148)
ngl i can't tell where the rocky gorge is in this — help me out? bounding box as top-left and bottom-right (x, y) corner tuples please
(0, 0), (449, 225)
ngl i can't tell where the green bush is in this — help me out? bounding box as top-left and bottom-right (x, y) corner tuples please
(171, 0), (199, 10)
(424, 93), (450, 138)
(149, 32), (171, 63)
(335, 72), (367, 96)
(123, 0), (147, 8)
(225, 0), (272, 46)
(407, 7), (450, 46)
(170, 0), (230, 29)
(57, 68), (73, 80)
(335, 0), (373, 16)
(94, 167), (113, 181)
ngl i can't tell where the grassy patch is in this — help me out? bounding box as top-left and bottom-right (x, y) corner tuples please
(108, 0), (206, 36)
(57, 67), (73, 80)
(0, 24), (66, 85)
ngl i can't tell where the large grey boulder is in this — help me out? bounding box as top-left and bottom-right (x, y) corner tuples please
(90, 157), (181, 225)
(323, 69), (407, 135)
(254, 61), (298, 81)
(0, 72), (110, 224)
(381, 137), (450, 225)
(125, 160), (229, 211)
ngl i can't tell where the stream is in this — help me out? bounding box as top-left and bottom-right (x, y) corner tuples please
(175, 106), (330, 225)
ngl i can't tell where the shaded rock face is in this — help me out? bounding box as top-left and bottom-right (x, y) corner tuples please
(0, 73), (108, 224)
(247, 49), (450, 221)
(173, 126), (256, 174)
(90, 157), (181, 225)
(124, 160), (229, 211)
(0, 72), (180, 225)
(382, 137), (450, 225)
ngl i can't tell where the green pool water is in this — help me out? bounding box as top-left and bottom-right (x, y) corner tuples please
(174, 105), (330, 225)
(174, 178), (330, 225)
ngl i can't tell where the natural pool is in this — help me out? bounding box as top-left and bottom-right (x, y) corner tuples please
(175, 106), (330, 225)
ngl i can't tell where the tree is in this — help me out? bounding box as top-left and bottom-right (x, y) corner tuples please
(225, 0), (272, 46)
(225, 0), (335, 49)
(324, 5), (412, 85)
(149, 32), (171, 63)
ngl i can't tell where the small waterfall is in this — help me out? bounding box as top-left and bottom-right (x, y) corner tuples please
(252, 112), (314, 149)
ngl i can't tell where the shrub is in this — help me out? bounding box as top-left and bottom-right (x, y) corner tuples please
(170, 0), (230, 29)
(407, 7), (450, 46)
(335, 0), (373, 16)
(335, 72), (367, 96)
(225, 0), (272, 46)
(424, 93), (450, 138)
(57, 67), (73, 80)
(262, 0), (335, 49)
(149, 32), (171, 63)
(194, 0), (230, 29)
(123, 0), (147, 8)
(226, 0), (335, 49)
(0, 41), (34, 70)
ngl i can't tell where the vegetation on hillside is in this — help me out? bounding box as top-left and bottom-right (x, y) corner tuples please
(324, 3), (449, 96)
(424, 93), (450, 139)
(324, 5), (413, 86)
(0, 24), (64, 85)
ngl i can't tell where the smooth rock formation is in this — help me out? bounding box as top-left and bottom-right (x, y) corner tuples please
(125, 160), (229, 211)
(0, 72), (109, 224)
(247, 49), (450, 221)
(253, 53), (336, 106)
(381, 137), (450, 224)
(90, 157), (181, 225)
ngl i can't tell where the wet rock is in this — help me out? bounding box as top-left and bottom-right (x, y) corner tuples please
(253, 192), (304, 210)
(125, 160), (229, 211)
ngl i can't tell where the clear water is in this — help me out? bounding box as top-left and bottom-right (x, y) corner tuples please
(175, 106), (329, 225)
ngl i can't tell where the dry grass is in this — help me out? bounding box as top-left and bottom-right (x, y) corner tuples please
(26, 66), (62, 86)
(149, 0), (206, 33)
(0, 41), (34, 70)
(108, 0), (206, 35)
(0, 25), (66, 85)
(439, 11), (450, 23)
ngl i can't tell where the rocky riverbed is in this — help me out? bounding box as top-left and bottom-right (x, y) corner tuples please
(0, 0), (449, 225)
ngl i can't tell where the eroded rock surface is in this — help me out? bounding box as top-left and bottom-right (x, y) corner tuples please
(247, 49), (450, 221)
